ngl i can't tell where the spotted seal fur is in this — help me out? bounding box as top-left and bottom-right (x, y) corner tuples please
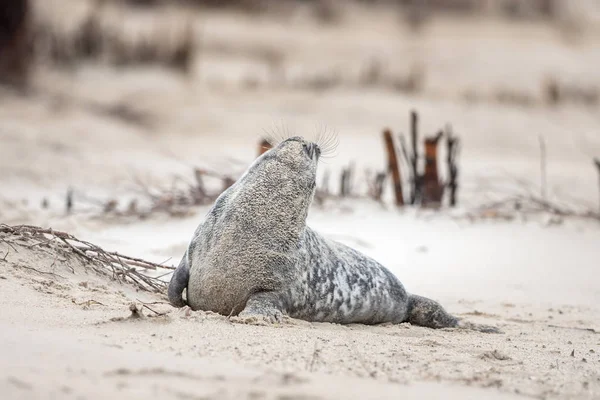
(168, 136), (499, 332)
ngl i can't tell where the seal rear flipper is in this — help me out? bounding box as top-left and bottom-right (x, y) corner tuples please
(406, 294), (459, 329)
(168, 254), (190, 308)
(406, 294), (502, 333)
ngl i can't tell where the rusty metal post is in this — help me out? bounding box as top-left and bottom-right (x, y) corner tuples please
(383, 129), (404, 206)
(422, 131), (444, 208)
(258, 139), (272, 157)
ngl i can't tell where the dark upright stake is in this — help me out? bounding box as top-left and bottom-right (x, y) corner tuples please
(422, 131), (444, 208)
(410, 110), (420, 205)
(383, 129), (404, 206)
(446, 125), (460, 207)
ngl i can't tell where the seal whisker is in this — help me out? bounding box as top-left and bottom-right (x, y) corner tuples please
(314, 125), (339, 159)
(262, 126), (283, 147)
(263, 120), (295, 147)
(261, 127), (279, 148)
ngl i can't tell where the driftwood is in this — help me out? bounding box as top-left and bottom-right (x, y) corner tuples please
(0, 224), (172, 293)
(382, 129), (404, 206)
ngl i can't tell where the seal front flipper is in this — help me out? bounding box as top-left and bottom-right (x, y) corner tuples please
(237, 291), (285, 324)
(168, 253), (190, 308)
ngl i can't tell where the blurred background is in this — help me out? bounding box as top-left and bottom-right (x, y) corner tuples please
(1, 0), (600, 222)
(1, 0), (600, 333)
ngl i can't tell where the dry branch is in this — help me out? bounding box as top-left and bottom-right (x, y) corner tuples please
(0, 224), (172, 293)
(77, 167), (237, 220)
(467, 194), (600, 221)
(410, 110), (420, 204)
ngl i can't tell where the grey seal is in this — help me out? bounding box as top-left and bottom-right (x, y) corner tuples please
(168, 136), (499, 332)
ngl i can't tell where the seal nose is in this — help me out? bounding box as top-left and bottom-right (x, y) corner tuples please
(303, 143), (320, 160)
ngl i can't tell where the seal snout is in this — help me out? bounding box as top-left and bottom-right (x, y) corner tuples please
(303, 142), (321, 161)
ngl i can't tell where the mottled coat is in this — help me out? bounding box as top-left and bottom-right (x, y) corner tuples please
(168, 136), (497, 331)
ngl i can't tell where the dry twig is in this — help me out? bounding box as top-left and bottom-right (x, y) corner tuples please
(467, 194), (600, 221)
(0, 224), (172, 293)
(594, 158), (600, 214)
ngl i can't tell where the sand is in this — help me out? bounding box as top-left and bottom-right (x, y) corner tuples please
(1, 3), (600, 399)
(1, 206), (599, 400)
(0, 233), (598, 400)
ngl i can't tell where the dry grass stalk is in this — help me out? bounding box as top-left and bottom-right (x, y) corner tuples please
(83, 168), (235, 219)
(366, 170), (387, 203)
(30, 0), (196, 73)
(0, 224), (173, 293)
(543, 77), (599, 107)
(467, 195), (600, 222)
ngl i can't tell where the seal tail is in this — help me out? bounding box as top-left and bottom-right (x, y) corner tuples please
(406, 294), (501, 333)
(168, 253), (190, 308)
